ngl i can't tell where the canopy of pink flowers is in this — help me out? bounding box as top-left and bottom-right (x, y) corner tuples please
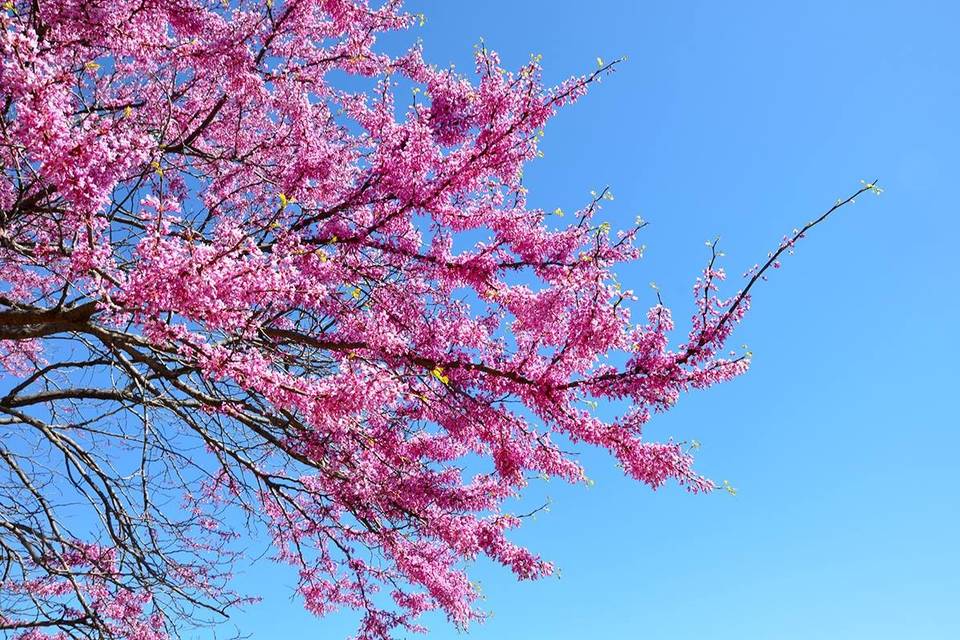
(0, 1), (759, 638)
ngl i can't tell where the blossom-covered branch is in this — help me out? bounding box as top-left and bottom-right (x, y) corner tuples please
(0, 1), (872, 638)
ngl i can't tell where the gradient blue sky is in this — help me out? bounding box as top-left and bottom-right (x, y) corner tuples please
(223, 2), (959, 638)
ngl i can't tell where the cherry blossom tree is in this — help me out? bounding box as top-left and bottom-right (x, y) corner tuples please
(0, 1), (878, 638)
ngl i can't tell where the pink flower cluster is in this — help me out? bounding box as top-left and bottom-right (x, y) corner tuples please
(0, 1), (848, 638)
(3, 542), (166, 640)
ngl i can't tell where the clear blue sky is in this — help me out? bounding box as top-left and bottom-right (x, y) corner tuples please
(224, 2), (960, 638)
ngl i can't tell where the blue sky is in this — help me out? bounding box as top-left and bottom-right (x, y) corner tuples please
(224, 2), (959, 638)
